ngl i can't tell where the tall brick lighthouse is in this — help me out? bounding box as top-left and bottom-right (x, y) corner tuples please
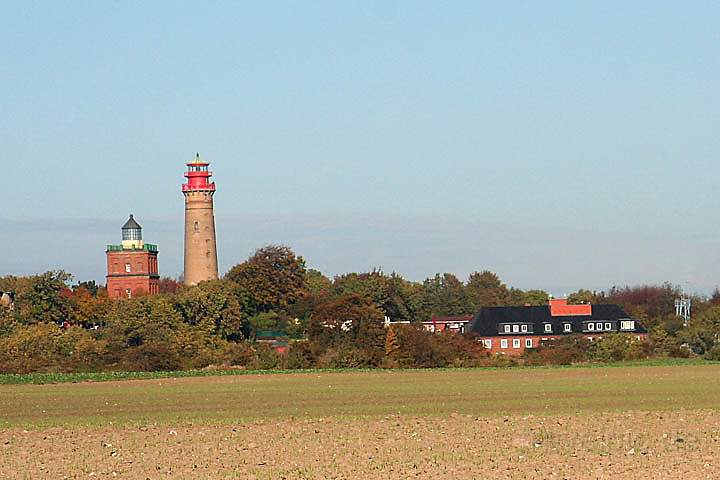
(182, 153), (219, 286)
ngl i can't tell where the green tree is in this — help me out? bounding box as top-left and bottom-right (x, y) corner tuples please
(414, 273), (472, 321)
(520, 289), (550, 306)
(15, 271), (72, 325)
(225, 245), (307, 315)
(305, 269), (332, 296)
(174, 280), (245, 340)
(332, 270), (416, 322)
(588, 333), (647, 362)
(466, 271), (510, 310)
(566, 289), (603, 305)
(679, 306), (720, 355)
(248, 311), (282, 334)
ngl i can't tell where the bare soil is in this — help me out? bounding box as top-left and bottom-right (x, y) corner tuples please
(2, 410), (719, 479)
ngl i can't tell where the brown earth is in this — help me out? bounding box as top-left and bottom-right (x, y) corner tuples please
(1, 410), (719, 479)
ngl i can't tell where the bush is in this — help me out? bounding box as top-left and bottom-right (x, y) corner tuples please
(316, 347), (370, 369)
(588, 334), (648, 362)
(704, 344), (720, 361)
(285, 341), (317, 369)
(248, 344), (285, 370)
(391, 325), (488, 368)
(116, 342), (184, 372)
(0, 324), (107, 373)
(523, 335), (591, 366)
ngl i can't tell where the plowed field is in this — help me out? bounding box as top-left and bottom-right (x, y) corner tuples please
(2, 364), (719, 479)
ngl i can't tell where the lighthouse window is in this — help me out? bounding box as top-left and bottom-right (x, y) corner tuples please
(122, 229), (142, 241)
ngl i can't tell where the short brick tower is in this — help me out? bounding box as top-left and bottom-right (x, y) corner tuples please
(106, 215), (160, 299)
(182, 153), (219, 286)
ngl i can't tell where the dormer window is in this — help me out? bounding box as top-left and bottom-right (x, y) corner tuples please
(605, 322), (612, 331)
(512, 324), (519, 333)
(588, 323), (595, 331)
(504, 325), (511, 333)
(621, 320), (635, 330)
(563, 323), (571, 332)
(544, 324), (552, 333)
(521, 324), (528, 333)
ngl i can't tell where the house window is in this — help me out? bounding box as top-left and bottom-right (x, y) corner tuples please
(521, 324), (528, 333)
(125, 288), (132, 299)
(525, 338), (533, 348)
(500, 339), (508, 349)
(125, 263), (131, 273)
(512, 324), (519, 333)
(563, 323), (571, 332)
(483, 339), (492, 349)
(544, 324), (552, 333)
(512, 339), (521, 348)
(588, 323), (595, 331)
(504, 325), (511, 333)
(605, 322), (612, 331)
(621, 320), (635, 330)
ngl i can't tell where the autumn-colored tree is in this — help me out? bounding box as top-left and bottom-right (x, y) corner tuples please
(158, 277), (183, 294)
(308, 294), (386, 366)
(391, 324), (487, 368)
(72, 280), (99, 296)
(225, 245), (307, 315)
(384, 326), (400, 366)
(607, 283), (680, 319)
(68, 286), (110, 328)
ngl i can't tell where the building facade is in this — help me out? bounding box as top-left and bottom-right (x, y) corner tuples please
(183, 154), (219, 286)
(422, 315), (473, 333)
(469, 298), (647, 355)
(106, 215), (159, 299)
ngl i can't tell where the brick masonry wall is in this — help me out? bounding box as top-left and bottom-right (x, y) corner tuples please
(478, 333), (649, 356)
(106, 250), (159, 299)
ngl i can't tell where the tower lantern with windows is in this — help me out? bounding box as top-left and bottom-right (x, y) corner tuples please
(106, 214), (160, 299)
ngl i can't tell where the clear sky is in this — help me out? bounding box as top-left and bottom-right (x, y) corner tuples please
(2, 1), (719, 294)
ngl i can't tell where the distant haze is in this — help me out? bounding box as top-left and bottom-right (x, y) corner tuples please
(1, 2), (719, 294)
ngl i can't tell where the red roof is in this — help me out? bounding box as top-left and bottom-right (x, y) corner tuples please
(548, 298), (592, 316)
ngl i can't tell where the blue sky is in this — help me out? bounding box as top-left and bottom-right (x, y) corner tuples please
(2, 1), (719, 294)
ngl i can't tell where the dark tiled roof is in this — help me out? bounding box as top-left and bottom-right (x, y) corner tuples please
(122, 214), (142, 230)
(468, 304), (647, 336)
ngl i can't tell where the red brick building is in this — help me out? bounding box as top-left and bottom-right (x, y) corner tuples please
(106, 215), (159, 299)
(469, 298), (647, 355)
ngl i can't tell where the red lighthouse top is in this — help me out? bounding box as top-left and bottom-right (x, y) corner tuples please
(182, 153), (216, 192)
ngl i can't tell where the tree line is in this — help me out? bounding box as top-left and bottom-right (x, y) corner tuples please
(1, 244), (719, 374)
